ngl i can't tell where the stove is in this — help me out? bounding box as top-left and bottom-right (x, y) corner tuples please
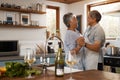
(104, 55), (120, 67)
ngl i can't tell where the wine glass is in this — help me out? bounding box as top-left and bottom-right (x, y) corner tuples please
(65, 51), (78, 80)
(24, 48), (36, 78)
(40, 56), (50, 70)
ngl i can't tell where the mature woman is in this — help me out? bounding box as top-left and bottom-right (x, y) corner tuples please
(63, 13), (84, 70)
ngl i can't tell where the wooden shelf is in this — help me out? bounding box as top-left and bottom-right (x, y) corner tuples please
(0, 7), (46, 14)
(0, 7), (46, 28)
(0, 24), (46, 29)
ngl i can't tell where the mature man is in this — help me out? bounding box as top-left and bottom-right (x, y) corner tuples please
(78, 10), (105, 70)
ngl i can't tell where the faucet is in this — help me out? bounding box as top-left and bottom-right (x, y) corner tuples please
(40, 35), (64, 71)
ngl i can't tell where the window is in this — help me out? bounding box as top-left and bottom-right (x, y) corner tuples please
(87, 1), (120, 40)
(46, 5), (60, 38)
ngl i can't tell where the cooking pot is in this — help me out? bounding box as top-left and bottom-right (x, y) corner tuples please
(106, 46), (120, 56)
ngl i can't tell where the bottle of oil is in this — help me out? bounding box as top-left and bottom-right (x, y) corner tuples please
(55, 42), (64, 77)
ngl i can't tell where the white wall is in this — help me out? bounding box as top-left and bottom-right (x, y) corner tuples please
(0, 0), (68, 56)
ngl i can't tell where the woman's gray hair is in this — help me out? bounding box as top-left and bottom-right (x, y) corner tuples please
(63, 13), (73, 28)
(89, 10), (102, 23)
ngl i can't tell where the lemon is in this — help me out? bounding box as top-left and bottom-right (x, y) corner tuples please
(0, 67), (6, 73)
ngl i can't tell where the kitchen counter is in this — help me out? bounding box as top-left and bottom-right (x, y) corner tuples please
(1, 70), (120, 80)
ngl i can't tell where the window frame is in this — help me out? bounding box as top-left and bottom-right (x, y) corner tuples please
(47, 5), (60, 35)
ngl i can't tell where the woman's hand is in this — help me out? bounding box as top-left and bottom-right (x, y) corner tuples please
(70, 49), (76, 55)
(76, 37), (85, 46)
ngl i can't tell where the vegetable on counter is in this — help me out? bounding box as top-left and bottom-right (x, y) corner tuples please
(4, 62), (42, 78)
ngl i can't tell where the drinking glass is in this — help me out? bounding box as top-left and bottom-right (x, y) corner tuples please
(24, 48), (36, 78)
(65, 51), (78, 80)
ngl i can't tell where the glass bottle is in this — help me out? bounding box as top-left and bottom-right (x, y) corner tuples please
(55, 42), (64, 77)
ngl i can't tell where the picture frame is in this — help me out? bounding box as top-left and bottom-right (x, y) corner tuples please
(20, 13), (30, 26)
(6, 12), (15, 24)
(76, 15), (82, 34)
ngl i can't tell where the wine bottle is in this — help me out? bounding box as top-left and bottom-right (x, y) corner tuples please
(55, 42), (64, 77)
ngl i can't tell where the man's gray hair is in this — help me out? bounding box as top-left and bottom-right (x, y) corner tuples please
(89, 10), (102, 23)
(63, 13), (73, 28)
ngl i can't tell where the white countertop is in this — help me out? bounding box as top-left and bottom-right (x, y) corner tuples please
(47, 66), (83, 74)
